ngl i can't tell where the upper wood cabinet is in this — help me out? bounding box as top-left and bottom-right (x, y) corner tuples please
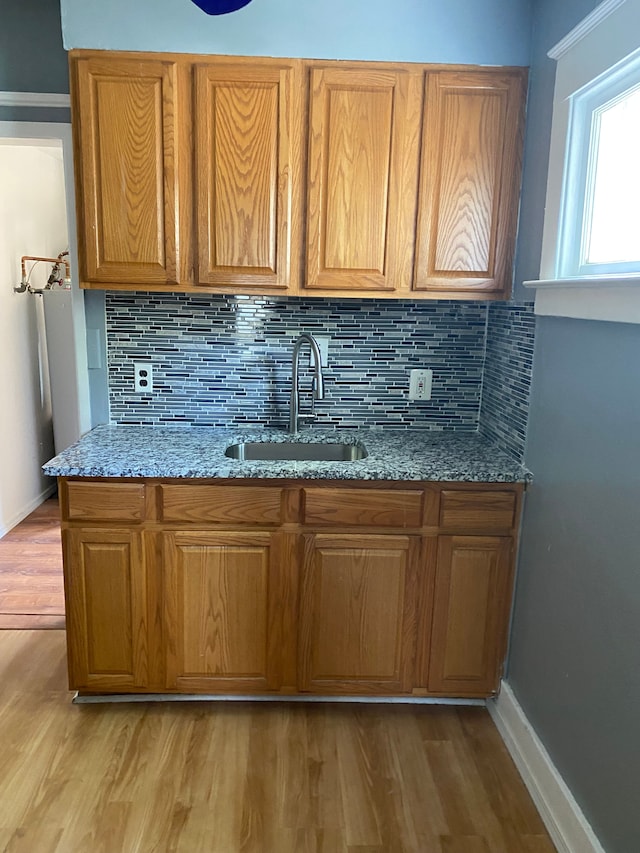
(413, 70), (527, 297)
(194, 59), (300, 290)
(70, 51), (526, 299)
(72, 55), (191, 287)
(304, 66), (421, 292)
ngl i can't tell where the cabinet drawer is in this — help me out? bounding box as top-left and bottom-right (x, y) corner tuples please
(439, 490), (516, 530)
(160, 485), (283, 524)
(66, 482), (146, 522)
(303, 488), (423, 527)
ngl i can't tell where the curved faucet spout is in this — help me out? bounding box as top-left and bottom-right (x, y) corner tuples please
(289, 333), (325, 433)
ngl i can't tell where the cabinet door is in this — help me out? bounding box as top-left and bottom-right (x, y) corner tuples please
(305, 67), (420, 292)
(414, 70), (526, 297)
(428, 536), (514, 696)
(195, 60), (300, 289)
(299, 534), (418, 694)
(73, 56), (190, 286)
(64, 529), (148, 690)
(164, 531), (289, 692)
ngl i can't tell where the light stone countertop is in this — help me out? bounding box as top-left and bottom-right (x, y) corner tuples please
(43, 425), (532, 483)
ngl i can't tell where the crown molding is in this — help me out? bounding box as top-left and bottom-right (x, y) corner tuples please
(548, 0), (627, 60)
(0, 91), (70, 109)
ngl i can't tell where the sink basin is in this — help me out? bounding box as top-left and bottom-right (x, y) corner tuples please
(224, 441), (368, 462)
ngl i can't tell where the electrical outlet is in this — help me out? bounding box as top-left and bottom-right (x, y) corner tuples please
(409, 368), (432, 401)
(134, 362), (154, 394)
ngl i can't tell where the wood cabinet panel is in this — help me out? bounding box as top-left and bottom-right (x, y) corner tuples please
(164, 530), (281, 691)
(160, 484), (283, 524)
(303, 488), (423, 528)
(64, 529), (148, 689)
(414, 70), (526, 296)
(73, 56), (189, 285)
(439, 489), (516, 531)
(70, 51), (525, 300)
(428, 535), (513, 695)
(305, 66), (420, 292)
(65, 482), (146, 523)
(299, 534), (417, 694)
(195, 60), (299, 289)
(60, 477), (522, 699)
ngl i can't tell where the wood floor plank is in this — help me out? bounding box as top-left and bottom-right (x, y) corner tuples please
(0, 601), (558, 852)
(384, 707), (448, 840)
(0, 498), (65, 628)
(424, 739), (477, 836)
(335, 708), (384, 847)
(0, 572), (63, 587)
(0, 615), (65, 629)
(0, 594), (64, 615)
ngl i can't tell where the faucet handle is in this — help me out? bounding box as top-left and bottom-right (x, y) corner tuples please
(312, 373), (325, 401)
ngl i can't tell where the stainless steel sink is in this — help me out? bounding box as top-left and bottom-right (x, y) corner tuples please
(224, 441), (368, 462)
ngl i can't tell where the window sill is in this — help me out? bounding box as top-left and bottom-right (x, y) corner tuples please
(522, 275), (640, 324)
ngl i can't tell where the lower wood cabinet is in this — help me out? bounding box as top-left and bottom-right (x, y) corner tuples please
(163, 530), (287, 692)
(59, 479), (523, 698)
(64, 528), (149, 691)
(428, 535), (513, 696)
(299, 533), (418, 694)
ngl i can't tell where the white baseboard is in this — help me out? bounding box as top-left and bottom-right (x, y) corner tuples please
(488, 681), (606, 853)
(0, 485), (57, 538)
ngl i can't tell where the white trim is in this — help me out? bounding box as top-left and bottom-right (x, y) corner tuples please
(534, 286), (640, 323)
(0, 91), (70, 109)
(524, 274), (640, 289)
(0, 485), (56, 539)
(548, 0), (627, 60)
(525, 275), (640, 323)
(488, 682), (607, 853)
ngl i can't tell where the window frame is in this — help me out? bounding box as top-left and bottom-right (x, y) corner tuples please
(558, 51), (640, 279)
(525, 0), (640, 324)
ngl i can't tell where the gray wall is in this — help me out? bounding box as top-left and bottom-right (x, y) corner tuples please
(508, 3), (640, 852)
(0, 0), (69, 121)
(510, 319), (640, 853)
(0, 0), (69, 94)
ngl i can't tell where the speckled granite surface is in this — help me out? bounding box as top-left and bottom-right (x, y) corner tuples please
(43, 425), (532, 483)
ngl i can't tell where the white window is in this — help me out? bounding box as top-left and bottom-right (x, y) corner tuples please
(526, 0), (640, 324)
(559, 52), (640, 279)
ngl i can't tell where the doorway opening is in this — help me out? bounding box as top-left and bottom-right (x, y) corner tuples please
(0, 121), (92, 628)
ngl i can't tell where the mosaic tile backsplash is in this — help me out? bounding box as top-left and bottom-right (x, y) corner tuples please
(480, 300), (536, 460)
(106, 293), (489, 432)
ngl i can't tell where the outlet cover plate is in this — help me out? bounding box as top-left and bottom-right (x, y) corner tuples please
(134, 362), (154, 394)
(409, 368), (432, 401)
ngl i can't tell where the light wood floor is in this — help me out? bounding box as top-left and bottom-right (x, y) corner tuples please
(0, 497), (65, 629)
(0, 631), (555, 853)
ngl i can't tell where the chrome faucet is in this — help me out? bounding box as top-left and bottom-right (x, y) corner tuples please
(289, 333), (325, 433)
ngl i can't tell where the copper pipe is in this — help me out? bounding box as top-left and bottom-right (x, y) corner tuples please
(20, 255), (71, 281)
